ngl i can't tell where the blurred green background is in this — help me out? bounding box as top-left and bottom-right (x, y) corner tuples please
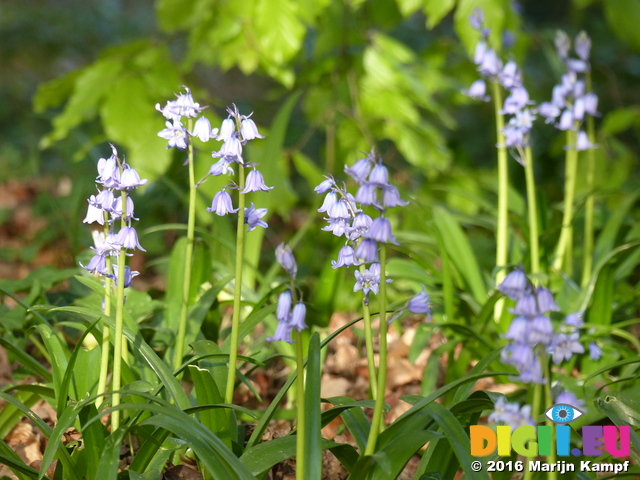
(1, 0), (639, 316)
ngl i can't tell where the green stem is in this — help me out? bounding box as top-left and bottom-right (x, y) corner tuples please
(111, 191), (128, 432)
(361, 293), (378, 400)
(544, 358), (557, 480)
(493, 80), (509, 323)
(365, 245), (388, 455)
(225, 166), (247, 405)
(581, 74), (596, 288)
(174, 120), (197, 370)
(295, 330), (306, 480)
(523, 147), (540, 274)
(552, 128), (578, 275)
(96, 254), (112, 409)
(523, 382), (543, 480)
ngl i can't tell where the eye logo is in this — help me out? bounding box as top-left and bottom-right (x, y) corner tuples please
(544, 404), (584, 423)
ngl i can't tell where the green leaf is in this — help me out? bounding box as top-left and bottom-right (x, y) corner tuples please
(604, 0), (640, 51)
(32, 324), (70, 403)
(304, 333), (323, 480)
(325, 397), (372, 453)
(240, 436), (359, 477)
(432, 206), (487, 303)
(423, 0), (456, 28)
(0, 337), (51, 381)
(189, 366), (233, 449)
(425, 402), (491, 480)
(0, 267), (77, 293)
(39, 58), (123, 148)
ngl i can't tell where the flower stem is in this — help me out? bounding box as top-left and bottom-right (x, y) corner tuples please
(523, 382), (543, 480)
(174, 120), (197, 371)
(295, 329), (306, 480)
(581, 74), (596, 288)
(361, 291), (378, 400)
(544, 358), (558, 480)
(111, 190), (128, 432)
(553, 128), (578, 275)
(523, 147), (540, 274)
(96, 258), (112, 409)
(493, 80), (509, 322)
(225, 165), (246, 405)
(365, 245), (388, 455)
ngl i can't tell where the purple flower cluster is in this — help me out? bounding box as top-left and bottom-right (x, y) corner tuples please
(498, 268), (586, 383)
(465, 9), (535, 158)
(157, 89), (269, 231)
(315, 149), (407, 298)
(488, 397), (534, 428)
(537, 31), (598, 151)
(268, 244), (308, 343)
(81, 145), (146, 287)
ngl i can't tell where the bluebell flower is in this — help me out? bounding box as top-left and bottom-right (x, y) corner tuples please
(510, 293), (539, 316)
(354, 266), (380, 295)
(80, 253), (108, 276)
(368, 164), (390, 187)
(583, 93), (598, 116)
(368, 217), (398, 245)
(497, 268), (528, 300)
(95, 189), (115, 212)
(115, 226), (146, 251)
(314, 178), (334, 194)
(528, 315), (554, 346)
(322, 217), (349, 237)
(290, 302), (308, 331)
(276, 290), (292, 322)
(267, 319), (294, 344)
(407, 286), (431, 320)
(478, 48), (502, 77)
(242, 169), (273, 193)
(215, 135), (243, 163)
(498, 61), (522, 90)
(462, 79), (489, 102)
(556, 110), (574, 131)
(217, 118), (235, 142)
(244, 203), (268, 231)
(276, 243), (297, 279)
(381, 185), (408, 208)
(575, 130), (597, 151)
(537, 102), (561, 123)
(207, 190), (238, 216)
(112, 196), (137, 221)
(555, 391), (585, 410)
(110, 264), (139, 288)
(83, 196), (105, 225)
(501, 87), (530, 114)
(332, 245), (358, 268)
(548, 332), (584, 364)
(505, 317), (529, 343)
(347, 213), (372, 241)
(575, 31), (591, 61)
(564, 312), (583, 328)
(118, 167), (147, 190)
(240, 117), (264, 141)
(158, 119), (189, 150)
(489, 397), (534, 428)
(354, 238), (379, 263)
(344, 156), (373, 184)
(501, 343), (545, 384)
(208, 159), (234, 176)
(97, 155), (120, 189)
(535, 287), (560, 313)
(156, 87), (203, 120)
(589, 342), (602, 361)
(327, 199), (351, 219)
(318, 191), (338, 213)
(555, 31), (571, 61)
(355, 183), (377, 206)
(469, 8), (484, 31)
(192, 116), (213, 142)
